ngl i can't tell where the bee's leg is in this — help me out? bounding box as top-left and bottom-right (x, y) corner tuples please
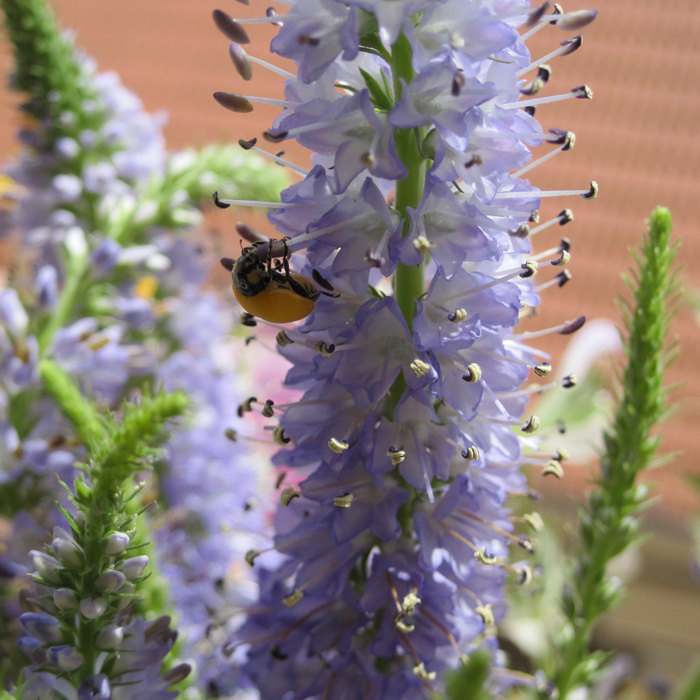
(280, 251), (291, 283)
(287, 274), (319, 300)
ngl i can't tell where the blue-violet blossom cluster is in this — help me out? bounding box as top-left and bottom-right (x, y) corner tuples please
(214, 0), (597, 698)
(0, 12), (281, 694)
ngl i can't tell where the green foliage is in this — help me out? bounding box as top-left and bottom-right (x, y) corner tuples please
(551, 207), (679, 698)
(442, 651), (492, 700)
(0, 0), (97, 138)
(25, 363), (189, 684)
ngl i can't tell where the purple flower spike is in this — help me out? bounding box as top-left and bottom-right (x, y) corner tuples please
(215, 0), (598, 694)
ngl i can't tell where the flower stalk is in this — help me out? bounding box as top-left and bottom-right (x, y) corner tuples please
(552, 207), (678, 699)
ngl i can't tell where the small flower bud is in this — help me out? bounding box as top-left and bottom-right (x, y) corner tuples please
(30, 550), (63, 584)
(80, 597), (108, 620)
(53, 588), (79, 611)
(52, 537), (83, 569)
(104, 531), (130, 556)
(21, 612), (64, 644)
(78, 674), (112, 700)
(119, 555), (149, 581)
(95, 624), (124, 650)
(47, 645), (84, 671)
(95, 570), (126, 594)
(18, 637), (45, 664)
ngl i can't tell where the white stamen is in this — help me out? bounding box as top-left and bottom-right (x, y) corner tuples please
(511, 141), (569, 178)
(516, 37), (580, 77)
(242, 95), (299, 108)
(494, 185), (592, 199)
(249, 146), (308, 176)
(248, 55), (295, 79)
(216, 198), (292, 209)
(501, 85), (592, 110)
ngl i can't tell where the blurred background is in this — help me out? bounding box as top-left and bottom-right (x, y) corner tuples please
(1, 0), (699, 690)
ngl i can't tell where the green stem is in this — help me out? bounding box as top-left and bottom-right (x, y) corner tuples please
(553, 207), (677, 698)
(385, 32), (426, 417)
(37, 254), (89, 355)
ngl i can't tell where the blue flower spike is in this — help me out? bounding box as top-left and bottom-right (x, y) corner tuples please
(214, 0), (598, 697)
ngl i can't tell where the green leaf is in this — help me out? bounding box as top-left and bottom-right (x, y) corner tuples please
(359, 67), (394, 111)
(444, 650), (492, 700)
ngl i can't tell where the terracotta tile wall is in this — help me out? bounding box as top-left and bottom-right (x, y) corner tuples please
(1, 1), (698, 520)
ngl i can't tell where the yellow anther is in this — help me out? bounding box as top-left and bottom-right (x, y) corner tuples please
(521, 415), (540, 433)
(283, 589), (303, 607)
(333, 493), (354, 508)
(462, 363), (482, 383)
(280, 487), (300, 506)
(328, 437), (349, 453)
(410, 359), (431, 377)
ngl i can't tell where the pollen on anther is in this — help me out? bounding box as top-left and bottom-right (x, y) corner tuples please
(276, 330), (294, 346)
(516, 566), (534, 586)
(283, 589), (304, 607)
(553, 250), (570, 266)
(413, 663), (437, 682)
(237, 396), (257, 417)
(333, 493), (354, 508)
(582, 180), (598, 198)
(523, 512), (544, 532)
(520, 259), (538, 278)
(542, 460), (564, 478)
(280, 487), (300, 506)
(462, 363), (482, 383)
(224, 427), (238, 442)
(522, 415), (540, 433)
(462, 446), (480, 461)
(476, 603), (495, 626)
(245, 549), (261, 567)
(315, 341), (335, 356)
(534, 361), (552, 377)
(413, 235), (435, 255)
(328, 437), (349, 453)
(273, 427), (290, 445)
(475, 547), (498, 566)
(410, 359), (431, 377)
(387, 446), (406, 466)
(562, 373), (577, 388)
(448, 308), (468, 323)
(262, 399), (275, 417)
